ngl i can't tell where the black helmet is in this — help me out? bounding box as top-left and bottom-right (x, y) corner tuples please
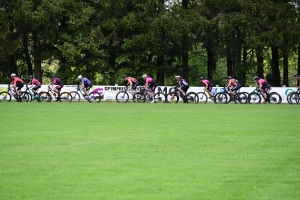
(50, 74), (55, 78)
(123, 75), (127, 79)
(198, 77), (204, 80)
(294, 74), (299, 77)
(253, 76), (259, 80)
(28, 75), (33, 79)
(225, 76), (231, 79)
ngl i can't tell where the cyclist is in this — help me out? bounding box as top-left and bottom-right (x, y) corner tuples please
(28, 75), (41, 98)
(142, 74), (157, 103)
(77, 75), (92, 97)
(123, 75), (139, 95)
(294, 74), (300, 89)
(225, 76), (241, 97)
(199, 77), (214, 99)
(10, 73), (24, 100)
(175, 75), (189, 103)
(49, 74), (64, 100)
(253, 76), (270, 102)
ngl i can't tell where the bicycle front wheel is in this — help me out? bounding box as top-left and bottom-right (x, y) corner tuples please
(116, 91), (129, 103)
(197, 92), (208, 103)
(237, 93), (248, 104)
(89, 92), (101, 103)
(248, 92), (261, 104)
(154, 92), (167, 103)
(186, 92), (199, 104)
(133, 92), (146, 103)
(19, 92), (31, 102)
(0, 91), (11, 102)
(60, 92), (72, 102)
(166, 92), (179, 104)
(70, 91), (81, 102)
(38, 92), (51, 102)
(214, 92), (228, 104)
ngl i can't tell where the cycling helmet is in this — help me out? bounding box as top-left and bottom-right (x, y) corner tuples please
(294, 74), (299, 77)
(142, 74), (147, 78)
(78, 75), (82, 79)
(175, 75), (180, 79)
(123, 75), (127, 79)
(253, 76), (259, 80)
(225, 76), (231, 79)
(28, 75), (33, 79)
(50, 74), (55, 78)
(198, 77), (203, 80)
(11, 73), (16, 77)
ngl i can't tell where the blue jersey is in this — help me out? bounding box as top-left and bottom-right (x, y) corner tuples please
(82, 78), (92, 86)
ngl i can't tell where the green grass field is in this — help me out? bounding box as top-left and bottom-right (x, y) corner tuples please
(0, 102), (299, 200)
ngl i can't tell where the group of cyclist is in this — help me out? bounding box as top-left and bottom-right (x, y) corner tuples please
(6, 72), (300, 102)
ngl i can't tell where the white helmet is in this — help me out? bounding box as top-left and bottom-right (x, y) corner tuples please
(142, 74), (147, 78)
(175, 75), (180, 79)
(77, 75), (82, 79)
(11, 73), (16, 77)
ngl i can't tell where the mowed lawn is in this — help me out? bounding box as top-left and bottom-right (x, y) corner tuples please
(0, 102), (299, 200)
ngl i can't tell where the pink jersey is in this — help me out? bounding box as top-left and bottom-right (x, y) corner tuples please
(145, 77), (154, 85)
(201, 80), (210, 85)
(30, 78), (41, 86)
(258, 79), (267, 86)
(13, 77), (24, 84)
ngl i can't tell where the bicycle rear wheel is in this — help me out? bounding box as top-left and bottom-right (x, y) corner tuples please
(20, 91), (31, 102)
(133, 92), (146, 103)
(89, 92), (101, 103)
(197, 92), (208, 103)
(237, 93), (248, 104)
(186, 92), (199, 104)
(154, 92), (167, 103)
(116, 91), (129, 103)
(166, 92), (179, 104)
(38, 92), (51, 102)
(248, 92), (261, 104)
(268, 92), (281, 104)
(0, 91), (11, 102)
(60, 92), (72, 102)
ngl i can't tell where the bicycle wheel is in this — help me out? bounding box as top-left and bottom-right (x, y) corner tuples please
(59, 92), (72, 102)
(0, 91), (11, 102)
(268, 92), (281, 104)
(237, 93), (248, 104)
(38, 92), (51, 102)
(248, 92), (261, 104)
(166, 92), (179, 104)
(133, 92), (146, 103)
(89, 91), (101, 103)
(116, 91), (129, 103)
(70, 91), (81, 102)
(214, 92), (228, 104)
(287, 92), (298, 104)
(20, 91), (31, 102)
(186, 92), (199, 104)
(154, 92), (167, 103)
(197, 92), (208, 103)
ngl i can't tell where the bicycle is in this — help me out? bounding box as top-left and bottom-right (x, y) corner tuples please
(133, 87), (167, 103)
(214, 87), (248, 104)
(0, 84), (30, 102)
(116, 85), (142, 103)
(248, 87), (282, 104)
(166, 86), (199, 104)
(70, 84), (102, 103)
(196, 88), (216, 103)
(24, 84), (40, 102)
(287, 88), (300, 104)
(38, 86), (72, 102)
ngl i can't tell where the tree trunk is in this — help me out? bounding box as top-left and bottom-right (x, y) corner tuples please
(226, 45), (232, 76)
(23, 33), (33, 75)
(271, 47), (281, 86)
(282, 53), (289, 87)
(156, 55), (164, 85)
(181, 0), (189, 81)
(256, 47), (264, 78)
(206, 46), (215, 80)
(298, 44), (300, 86)
(32, 32), (42, 83)
(9, 54), (17, 75)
